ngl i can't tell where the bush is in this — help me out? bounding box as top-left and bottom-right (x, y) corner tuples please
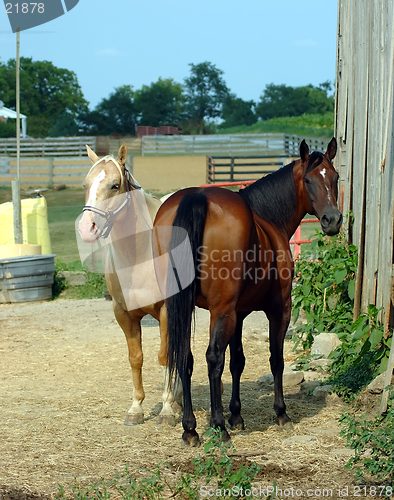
(292, 229), (391, 400)
(340, 388), (394, 484)
(292, 229), (357, 351)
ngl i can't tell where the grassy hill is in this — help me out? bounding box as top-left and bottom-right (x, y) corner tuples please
(217, 112), (334, 139)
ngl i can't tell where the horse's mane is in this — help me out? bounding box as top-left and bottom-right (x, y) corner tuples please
(238, 152), (324, 230)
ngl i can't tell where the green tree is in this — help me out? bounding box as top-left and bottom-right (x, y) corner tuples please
(256, 82), (334, 120)
(184, 61), (230, 134)
(79, 85), (136, 135)
(48, 111), (79, 137)
(134, 77), (184, 126)
(0, 57), (88, 137)
(219, 94), (257, 129)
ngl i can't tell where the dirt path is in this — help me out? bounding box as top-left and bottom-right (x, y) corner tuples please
(0, 299), (356, 499)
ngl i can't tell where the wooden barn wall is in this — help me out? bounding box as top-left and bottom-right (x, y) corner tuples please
(335, 0), (394, 319)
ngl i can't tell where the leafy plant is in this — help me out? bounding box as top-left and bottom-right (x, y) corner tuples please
(56, 428), (273, 499)
(327, 305), (392, 400)
(340, 388), (394, 484)
(52, 259), (107, 300)
(291, 227), (391, 400)
(292, 229), (358, 351)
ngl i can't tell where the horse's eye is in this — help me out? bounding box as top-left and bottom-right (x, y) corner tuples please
(304, 177), (311, 185)
(111, 184), (120, 190)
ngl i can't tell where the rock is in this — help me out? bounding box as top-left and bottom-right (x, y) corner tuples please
(283, 435), (318, 446)
(258, 370), (304, 387)
(330, 448), (354, 457)
(258, 373), (273, 385)
(312, 384), (333, 398)
(62, 271), (87, 286)
(285, 326), (296, 339)
(367, 372), (394, 394)
(308, 427), (341, 438)
(301, 380), (322, 392)
(311, 333), (341, 358)
(308, 358), (333, 370)
(303, 371), (322, 382)
(283, 371), (304, 386)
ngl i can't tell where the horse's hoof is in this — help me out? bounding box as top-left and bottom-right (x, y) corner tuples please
(221, 429), (231, 442)
(171, 401), (183, 413)
(182, 430), (200, 447)
(124, 413), (144, 426)
(157, 414), (176, 427)
(277, 415), (293, 429)
(228, 415), (245, 431)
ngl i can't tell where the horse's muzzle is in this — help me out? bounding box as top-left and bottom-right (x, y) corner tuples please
(320, 209), (343, 236)
(78, 211), (102, 243)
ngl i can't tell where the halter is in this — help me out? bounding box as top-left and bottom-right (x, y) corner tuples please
(82, 155), (141, 239)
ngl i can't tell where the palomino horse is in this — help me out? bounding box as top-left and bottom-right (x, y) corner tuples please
(153, 138), (342, 445)
(78, 142), (177, 426)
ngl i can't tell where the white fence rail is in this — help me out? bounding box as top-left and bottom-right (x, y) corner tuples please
(141, 133), (327, 157)
(0, 137), (96, 157)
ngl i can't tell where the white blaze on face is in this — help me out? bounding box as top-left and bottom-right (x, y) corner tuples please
(87, 169), (106, 207)
(320, 168), (327, 179)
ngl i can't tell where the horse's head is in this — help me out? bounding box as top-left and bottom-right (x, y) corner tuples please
(78, 142), (140, 243)
(300, 137), (342, 236)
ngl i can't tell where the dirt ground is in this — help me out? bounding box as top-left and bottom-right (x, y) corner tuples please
(0, 298), (361, 499)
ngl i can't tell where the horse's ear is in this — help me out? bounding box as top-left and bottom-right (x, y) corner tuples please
(325, 137), (337, 160)
(300, 140), (309, 162)
(117, 141), (128, 166)
(86, 144), (100, 164)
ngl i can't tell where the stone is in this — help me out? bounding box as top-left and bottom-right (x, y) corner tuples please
(330, 448), (354, 457)
(257, 373), (274, 385)
(308, 427), (341, 438)
(283, 435), (318, 446)
(283, 371), (304, 386)
(303, 371), (323, 382)
(312, 384), (333, 398)
(308, 358), (333, 370)
(301, 380), (322, 392)
(311, 332), (341, 358)
(258, 370), (304, 387)
(62, 271), (87, 286)
(367, 372), (394, 394)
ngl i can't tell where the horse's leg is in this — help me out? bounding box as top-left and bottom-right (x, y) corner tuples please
(228, 312), (247, 430)
(266, 294), (292, 428)
(156, 304), (178, 426)
(179, 348), (199, 446)
(206, 307), (237, 442)
(113, 304), (145, 425)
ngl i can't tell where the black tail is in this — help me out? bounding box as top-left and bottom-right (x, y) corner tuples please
(166, 191), (208, 386)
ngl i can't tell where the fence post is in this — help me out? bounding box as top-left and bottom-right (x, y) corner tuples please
(294, 225), (301, 259)
(230, 157), (234, 182)
(48, 157), (54, 188)
(12, 178), (23, 244)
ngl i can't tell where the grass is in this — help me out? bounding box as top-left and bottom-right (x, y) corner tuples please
(218, 112), (334, 139)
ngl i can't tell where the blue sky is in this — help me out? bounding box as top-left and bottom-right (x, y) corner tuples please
(0, 0), (338, 110)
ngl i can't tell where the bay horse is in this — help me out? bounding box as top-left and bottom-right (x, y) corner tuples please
(153, 138), (342, 445)
(78, 142), (178, 426)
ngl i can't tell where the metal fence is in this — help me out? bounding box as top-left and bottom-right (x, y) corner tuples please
(142, 133), (327, 157)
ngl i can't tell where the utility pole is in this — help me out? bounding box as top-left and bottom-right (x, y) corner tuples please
(13, 28), (23, 244)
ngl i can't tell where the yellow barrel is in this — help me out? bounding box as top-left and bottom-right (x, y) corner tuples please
(0, 197), (52, 255)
